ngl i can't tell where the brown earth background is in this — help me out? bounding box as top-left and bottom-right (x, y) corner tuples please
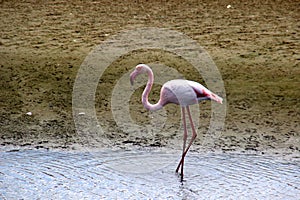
(0, 0), (299, 158)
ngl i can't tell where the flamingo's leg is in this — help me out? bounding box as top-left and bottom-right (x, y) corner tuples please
(176, 107), (187, 181)
(176, 106), (198, 173)
(183, 106), (198, 155)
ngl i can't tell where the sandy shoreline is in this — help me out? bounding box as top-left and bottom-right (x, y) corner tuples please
(0, 1), (299, 159)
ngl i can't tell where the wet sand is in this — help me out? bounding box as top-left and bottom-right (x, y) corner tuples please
(0, 1), (299, 159)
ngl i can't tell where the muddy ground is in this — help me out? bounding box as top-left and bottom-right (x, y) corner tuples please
(0, 1), (299, 158)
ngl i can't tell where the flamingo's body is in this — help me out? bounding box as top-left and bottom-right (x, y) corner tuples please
(130, 64), (223, 181)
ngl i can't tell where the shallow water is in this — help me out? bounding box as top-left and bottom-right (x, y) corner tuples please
(0, 148), (299, 199)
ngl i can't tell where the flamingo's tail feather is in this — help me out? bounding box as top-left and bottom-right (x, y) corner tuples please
(209, 93), (223, 104)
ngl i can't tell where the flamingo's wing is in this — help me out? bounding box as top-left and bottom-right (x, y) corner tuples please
(187, 81), (223, 104)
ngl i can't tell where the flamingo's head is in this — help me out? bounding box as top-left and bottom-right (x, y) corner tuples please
(130, 64), (150, 85)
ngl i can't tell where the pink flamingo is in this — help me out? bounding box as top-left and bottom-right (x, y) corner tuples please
(130, 64), (223, 181)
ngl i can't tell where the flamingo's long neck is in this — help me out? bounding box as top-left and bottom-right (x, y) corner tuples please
(142, 67), (163, 111)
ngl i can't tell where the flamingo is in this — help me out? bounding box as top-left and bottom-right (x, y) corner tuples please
(130, 64), (223, 181)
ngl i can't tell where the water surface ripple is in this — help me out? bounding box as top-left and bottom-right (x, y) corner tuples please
(0, 149), (299, 199)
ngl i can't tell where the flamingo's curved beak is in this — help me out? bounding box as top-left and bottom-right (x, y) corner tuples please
(130, 64), (149, 85)
(130, 70), (138, 86)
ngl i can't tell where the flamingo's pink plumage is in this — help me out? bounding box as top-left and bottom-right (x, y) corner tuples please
(130, 64), (223, 181)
